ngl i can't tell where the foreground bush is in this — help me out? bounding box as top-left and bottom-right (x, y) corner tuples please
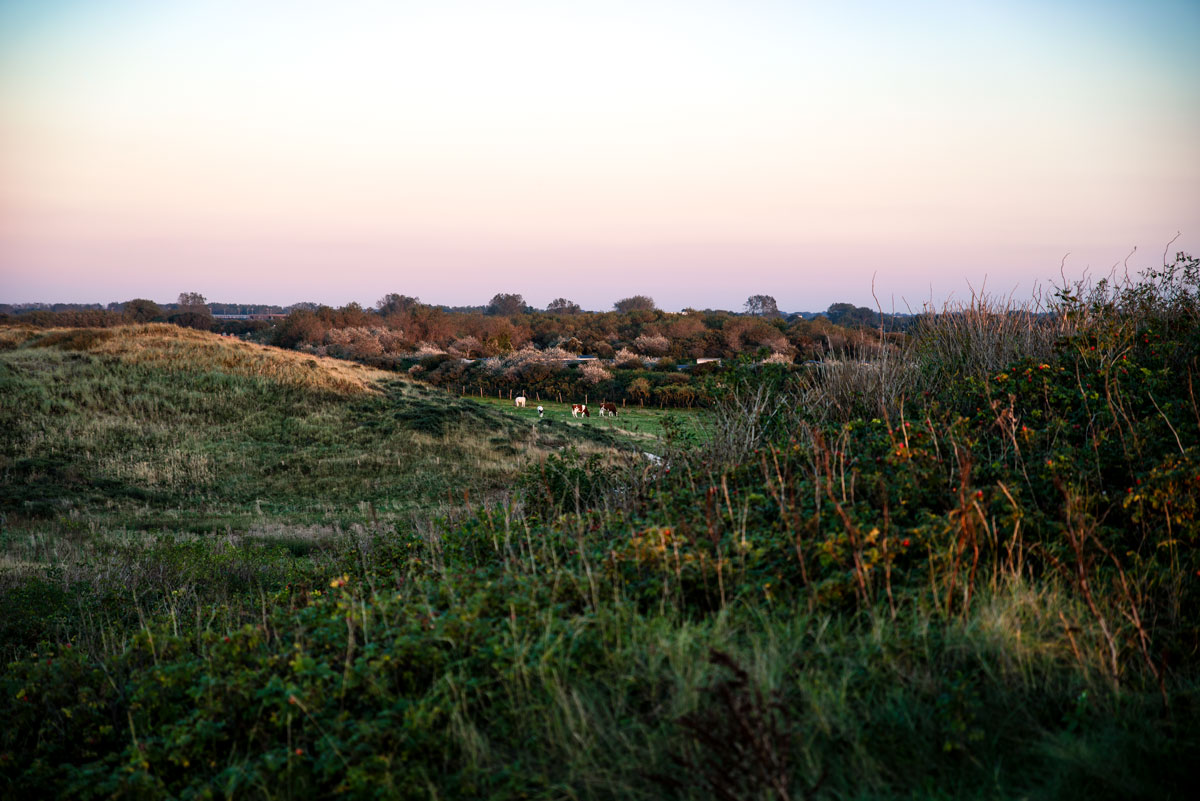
(4, 554), (1194, 799)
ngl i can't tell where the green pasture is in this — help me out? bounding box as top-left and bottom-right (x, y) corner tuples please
(460, 391), (710, 449)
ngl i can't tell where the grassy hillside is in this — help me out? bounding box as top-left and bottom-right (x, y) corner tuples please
(0, 325), (636, 657)
(3, 259), (1199, 800)
(0, 324), (626, 527)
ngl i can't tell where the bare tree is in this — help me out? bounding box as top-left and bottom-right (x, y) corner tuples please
(450, 336), (483, 358)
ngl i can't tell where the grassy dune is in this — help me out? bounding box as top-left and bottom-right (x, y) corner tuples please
(0, 325), (635, 660)
(0, 324), (623, 528)
(1, 324), (390, 394)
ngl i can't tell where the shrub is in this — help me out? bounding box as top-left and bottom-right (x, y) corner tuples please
(590, 341), (616, 359)
(579, 362), (613, 384)
(633, 333), (671, 356)
(614, 348), (643, 369)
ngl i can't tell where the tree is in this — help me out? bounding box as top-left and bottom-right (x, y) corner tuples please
(170, 291), (211, 329)
(628, 377), (652, 406)
(546, 297), (581, 314)
(336, 302), (371, 328)
(826, 303), (877, 327)
(170, 307), (212, 331)
(376, 293), (421, 316)
(614, 295), (656, 313)
(487, 293), (526, 316)
(177, 292), (207, 309)
(124, 298), (162, 322)
(450, 336), (483, 358)
(744, 294), (780, 317)
(272, 310), (325, 348)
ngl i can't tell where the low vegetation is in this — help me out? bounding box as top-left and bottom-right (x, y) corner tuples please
(3, 258), (1199, 799)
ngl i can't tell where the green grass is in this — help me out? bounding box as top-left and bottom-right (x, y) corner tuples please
(462, 392), (711, 451)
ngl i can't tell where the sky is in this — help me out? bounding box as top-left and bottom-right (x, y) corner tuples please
(1, 0), (1197, 312)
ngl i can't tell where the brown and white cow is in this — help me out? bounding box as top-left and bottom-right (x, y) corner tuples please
(571, 404), (589, 418)
(598, 402), (618, 417)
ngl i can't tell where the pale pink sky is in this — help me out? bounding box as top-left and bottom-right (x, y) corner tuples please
(2, 0), (1197, 311)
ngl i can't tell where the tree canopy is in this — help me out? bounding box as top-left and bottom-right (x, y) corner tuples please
(487, 293), (526, 316)
(546, 298), (582, 314)
(169, 298), (212, 329)
(825, 303), (878, 327)
(124, 298), (162, 322)
(177, 292), (207, 308)
(376, 294), (421, 315)
(744, 294), (780, 317)
(614, 295), (656, 313)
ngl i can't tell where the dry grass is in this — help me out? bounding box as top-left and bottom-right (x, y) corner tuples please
(908, 292), (1074, 387)
(796, 352), (917, 424)
(796, 291), (1073, 424)
(5, 323), (394, 395)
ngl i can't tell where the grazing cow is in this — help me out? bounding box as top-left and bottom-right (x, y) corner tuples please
(571, 403), (589, 418)
(515, 395), (526, 408)
(537, 405), (544, 418)
(599, 402), (618, 417)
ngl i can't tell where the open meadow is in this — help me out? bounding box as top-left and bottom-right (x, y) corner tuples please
(462, 393), (710, 451)
(3, 261), (1200, 799)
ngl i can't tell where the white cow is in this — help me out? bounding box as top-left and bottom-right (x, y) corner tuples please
(515, 395), (527, 408)
(537, 405), (544, 418)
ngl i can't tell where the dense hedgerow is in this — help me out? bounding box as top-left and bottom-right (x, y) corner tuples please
(2, 257), (1199, 799)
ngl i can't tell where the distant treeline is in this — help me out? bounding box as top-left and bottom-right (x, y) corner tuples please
(1, 293), (910, 331)
(0, 295), (294, 335)
(0, 291), (924, 408)
(0, 300), (290, 315)
(0, 291), (927, 406)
